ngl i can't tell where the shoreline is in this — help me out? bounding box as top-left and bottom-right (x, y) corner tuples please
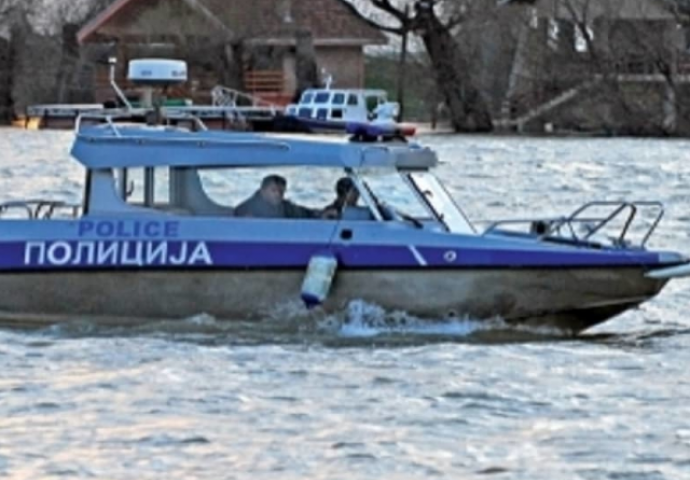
(1, 121), (688, 141)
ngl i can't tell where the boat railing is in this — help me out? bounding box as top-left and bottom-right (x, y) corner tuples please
(483, 201), (664, 248)
(211, 85), (279, 115)
(0, 200), (82, 220)
(74, 110), (211, 136)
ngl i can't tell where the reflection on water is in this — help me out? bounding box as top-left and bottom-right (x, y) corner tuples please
(0, 129), (689, 479)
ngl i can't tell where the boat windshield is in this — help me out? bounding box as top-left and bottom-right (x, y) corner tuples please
(407, 171), (475, 234)
(356, 168), (470, 231)
(358, 169), (429, 220)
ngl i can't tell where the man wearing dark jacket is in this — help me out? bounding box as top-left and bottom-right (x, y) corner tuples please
(235, 174), (318, 219)
(322, 177), (360, 219)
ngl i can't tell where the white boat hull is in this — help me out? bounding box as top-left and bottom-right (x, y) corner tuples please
(0, 267), (666, 334)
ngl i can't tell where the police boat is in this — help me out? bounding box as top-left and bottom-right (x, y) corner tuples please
(279, 83), (416, 137)
(3, 58), (690, 333)
(0, 116), (688, 334)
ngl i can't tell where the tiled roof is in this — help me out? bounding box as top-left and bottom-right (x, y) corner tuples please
(198, 0), (386, 43)
(78, 0), (387, 45)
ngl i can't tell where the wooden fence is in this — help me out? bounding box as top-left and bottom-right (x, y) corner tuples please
(243, 70), (285, 93)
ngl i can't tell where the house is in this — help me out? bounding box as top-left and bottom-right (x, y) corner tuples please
(77, 0), (387, 105)
(497, 0), (690, 134)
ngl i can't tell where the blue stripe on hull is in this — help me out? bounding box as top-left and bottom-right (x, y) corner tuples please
(288, 116), (347, 134)
(0, 240), (663, 271)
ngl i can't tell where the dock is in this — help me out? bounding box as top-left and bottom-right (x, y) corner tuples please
(23, 103), (282, 131)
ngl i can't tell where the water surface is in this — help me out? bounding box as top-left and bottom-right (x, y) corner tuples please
(0, 129), (689, 479)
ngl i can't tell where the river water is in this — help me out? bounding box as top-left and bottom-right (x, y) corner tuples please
(0, 129), (689, 479)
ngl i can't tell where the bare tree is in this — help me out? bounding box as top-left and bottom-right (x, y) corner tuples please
(336, 0), (494, 132)
(498, 0), (690, 135)
(558, 0), (685, 134)
(1, 0), (43, 119)
(295, 30), (320, 95)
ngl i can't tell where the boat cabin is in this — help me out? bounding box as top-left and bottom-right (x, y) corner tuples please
(284, 89), (400, 123)
(67, 122), (474, 234)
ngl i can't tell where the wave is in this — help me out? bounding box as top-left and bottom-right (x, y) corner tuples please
(0, 299), (607, 345)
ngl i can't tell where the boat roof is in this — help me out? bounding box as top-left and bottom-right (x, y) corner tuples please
(70, 124), (437, 170)
(301, 88), (388, 97)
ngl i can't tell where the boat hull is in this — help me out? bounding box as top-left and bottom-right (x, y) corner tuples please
(272, 115), (417, 136)
(0, 266), (667, 334)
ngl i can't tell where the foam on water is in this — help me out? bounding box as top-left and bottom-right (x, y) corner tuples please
(310, 300), (570, 342)
(326, 300), (492, 338)
(8, 298), (571, 345)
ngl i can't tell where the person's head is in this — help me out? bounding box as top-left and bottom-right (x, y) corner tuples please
(259, 174), (287, 206)
(335, 177), (359, 206)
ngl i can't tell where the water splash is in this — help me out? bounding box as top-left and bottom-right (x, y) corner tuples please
(315, 300), (549, 341)
(7, 299), (576, 344)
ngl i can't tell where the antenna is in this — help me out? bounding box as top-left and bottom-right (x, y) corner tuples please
(108, 57), (133, 110)
(322, 70), (333, 90)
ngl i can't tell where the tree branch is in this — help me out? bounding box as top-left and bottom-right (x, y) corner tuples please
(446, 12), (467, 29)
(334, 0), (406, 35)
(370, 0), (408, 23)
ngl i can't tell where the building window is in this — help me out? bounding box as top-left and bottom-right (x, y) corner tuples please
(529, 8), (539, 29)
(548, 18), (559, 51)
(575, 24), (594, 53)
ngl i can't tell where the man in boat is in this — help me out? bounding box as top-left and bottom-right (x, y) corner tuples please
(322, 177), (360, 219)
(235, 174), (318, 219)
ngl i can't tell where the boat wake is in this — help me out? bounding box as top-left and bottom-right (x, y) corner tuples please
(312, 300), (571, 344)
(5, 300), (574, 345)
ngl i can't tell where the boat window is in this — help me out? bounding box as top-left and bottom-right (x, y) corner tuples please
(298, 107), (312, 118)
(331, 109), (344, 119)
(196, 166), (350, 218)
(316, 108), (328, 120)
(366, 95), (382, 113)
(115, 168), (145, 204)
(347, 94), (358, 106)
(314, 92), (330, 104)
(115, 167), (172, 210)
(408, 172), (475, 234)
(332, 93), (346, 105)
(154, 168), (170, 206)
(358, 169), (431, 221)
(301, 92), (314, 104)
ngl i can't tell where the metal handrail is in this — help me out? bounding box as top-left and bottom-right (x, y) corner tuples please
(0, 201), (33, 219)
(75, 109), (210, 136)
(76, 132), (292, 151)
(483, 201), (664, 248)
(211, 85), (279, 113)
(0, 200), (82, 220)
